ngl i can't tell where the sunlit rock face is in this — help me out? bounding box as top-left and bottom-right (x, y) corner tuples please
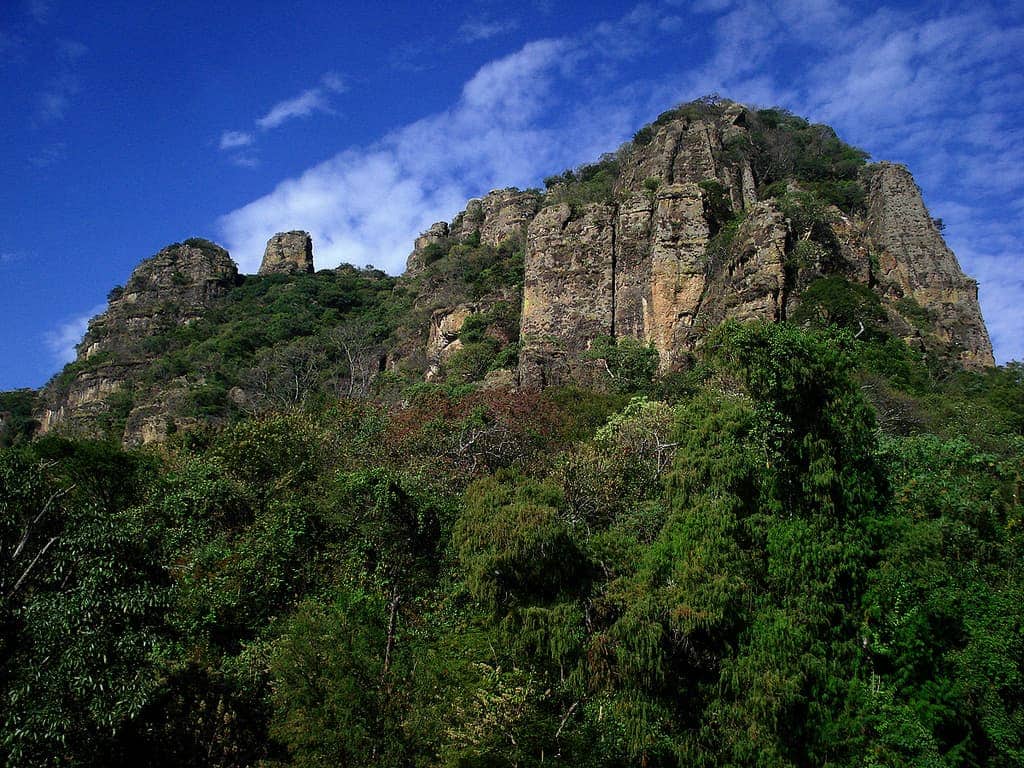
(259, 231), (314, 276)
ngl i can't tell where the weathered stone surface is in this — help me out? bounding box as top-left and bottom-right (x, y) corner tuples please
(258, 231), (314, 276)
(700, 201), (789, 327)
(426, 304), (476, 381)
(517, 111), (993, 385)
(405, 221), (449, 276)
(37, 239), (240, 437)
(645, 184), (712, 367)
(519, 203), (616, 387)
(450, 189), (541, 246)
(617, 114), (736, 200)
(612, 192), (655, 341)
(867, 163), (994, 368)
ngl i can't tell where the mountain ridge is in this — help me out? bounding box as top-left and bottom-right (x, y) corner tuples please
(27, 96), (994, 443)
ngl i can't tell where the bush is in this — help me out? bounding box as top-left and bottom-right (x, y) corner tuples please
(586, 336), (660, 394)
(790, 276), (886, 335)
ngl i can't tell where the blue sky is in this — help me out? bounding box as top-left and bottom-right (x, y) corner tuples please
(1, 0), (1022, 390)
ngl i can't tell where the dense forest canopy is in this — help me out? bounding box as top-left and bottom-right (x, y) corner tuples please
(3, 318), (1022, 767)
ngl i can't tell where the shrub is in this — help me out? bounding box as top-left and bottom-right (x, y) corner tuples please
(586, 336), (660, 394)
(790, 276), (886, 335)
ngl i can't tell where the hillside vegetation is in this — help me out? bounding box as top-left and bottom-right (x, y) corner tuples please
(3, 320), (1023, 767)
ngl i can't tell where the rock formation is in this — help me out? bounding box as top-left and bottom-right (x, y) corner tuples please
(425, 304), (476, 381)
(866, 163), (994, 367)
(37, 239), (239, 438)
(450, 189), (542, 246)
(259, 231), (314, 275)
(30, 98), (996, 445)
(514, 102), (994, 384)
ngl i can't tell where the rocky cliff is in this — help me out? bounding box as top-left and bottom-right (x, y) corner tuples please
(510, 100), (993, 383)
(402, 100), (992, 387)
(865, 163), (992, 367)
(37, 239), (240, 438)
(32, 98), (995, 443)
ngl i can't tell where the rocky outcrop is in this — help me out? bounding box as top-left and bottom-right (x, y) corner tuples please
(80, 239), (239, 361)
(28, 99), (997, 445)
(866, 163), (994, 368)
(515, 106), (993, 385)
(426, 304), (476, 381)
(37, 239), (240, 438)
(259, 231), (314, 276)
(450, 189), (542, 246)
(405, 222), (450, 276)
(697, 201), (790, 327)
(519, 203), (616, 387)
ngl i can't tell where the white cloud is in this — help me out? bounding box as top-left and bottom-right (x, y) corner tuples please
(321, 71), (346, 93)
(219, 38), (624, 274)
(459, 17), (520, 42)
(45, 304), (105, 366)
(219, 130), (255, 150)
(257, 88), (330, 130)
(256, 73), (346, 131)
(217, 73), (347, 165)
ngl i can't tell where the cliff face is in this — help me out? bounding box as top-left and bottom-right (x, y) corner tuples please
(510, 103), (994, 384)
(33, 98), (996, 443)
(259, 231), (314, 276)
(38, 239), (240, 439)
(866, 163), (994, 367)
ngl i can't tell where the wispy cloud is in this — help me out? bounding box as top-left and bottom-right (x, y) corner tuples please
(218, 29), (654, 274)
(257, 88), (331, 129)
(0, 251), (22, 266)
(459, 17), (520, 42)
(256, 72), (347, 130)
(36, 90), (69, 122)
(219, 130), (255, 150)
(44, 304), (104, 366)
(229, 153), (260, 169)
(218, 72), (347, 166)
(33, 39), (87, 126)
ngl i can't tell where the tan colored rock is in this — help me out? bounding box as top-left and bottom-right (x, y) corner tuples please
(867, 163), (994, 367)
(258, 231), (314, 276)
(645, 183), (712, 367)
(37, 239), (240, 437)
(701, 201), (789, 327)
(450, 189), (541, 246)
(519, 203), (616, 387)
(405, 221), (449, 276)
(426, 304), (476, 381)
(613, 192), (656, 341)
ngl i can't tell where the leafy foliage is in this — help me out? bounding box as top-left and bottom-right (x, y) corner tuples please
(2, 320), (1022, 766)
